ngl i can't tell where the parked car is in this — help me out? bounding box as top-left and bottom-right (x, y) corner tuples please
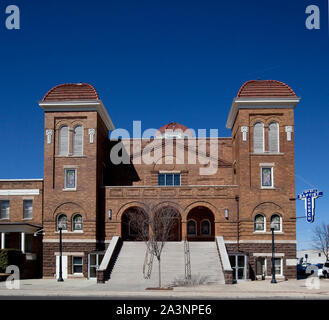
(297, 263), (308, 276)
(322, 261), (329, 278)
(305, 262), (329, 278)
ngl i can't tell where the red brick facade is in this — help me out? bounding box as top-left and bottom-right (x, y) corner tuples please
(0, 80), (300, 282)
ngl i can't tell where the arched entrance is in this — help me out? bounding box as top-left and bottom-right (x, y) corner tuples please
(121, 207), (148, 241)
(186, 206), (215, 241)
(154, 206), (181, 241)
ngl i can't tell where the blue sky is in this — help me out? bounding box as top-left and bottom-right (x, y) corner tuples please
(0, 0), (328, 249)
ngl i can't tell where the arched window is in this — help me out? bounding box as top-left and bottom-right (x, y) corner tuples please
(254, 214), (265, 232)
(58, 126), (69, 155)
(201, 220), (210, 235)
(187, 220), (196, 236)
(72, 125), (83, 155)
(253, 122), (264, 153)
(271, 214), (281, 231)
(57, 214), (68, 231)
(268, 122), (279, 153)
(72, 214), (83, 231)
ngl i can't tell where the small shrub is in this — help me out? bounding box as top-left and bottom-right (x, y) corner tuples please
(0, 249), (24, 273)
(170, 274), (211, 287)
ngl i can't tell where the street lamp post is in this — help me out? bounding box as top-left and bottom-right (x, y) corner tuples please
(57, 227), (64, 282)
(270, 222), (277, 284)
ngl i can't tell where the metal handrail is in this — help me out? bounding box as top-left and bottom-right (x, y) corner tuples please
(184, 236), (191, 280)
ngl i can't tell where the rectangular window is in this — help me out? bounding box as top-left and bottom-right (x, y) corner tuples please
(72, 257), (83, 274)
(23, 200), (33, 219)
(64, 169), (77, 189)
(25, 234), (33, 253)
(158, 174), (165, 186)
(261, 167), (273, 188)
(274, 258), (282, 275)
(0, 200), (10, 219)
(158, 173), (181, 186)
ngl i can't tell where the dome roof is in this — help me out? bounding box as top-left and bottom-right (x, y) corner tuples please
(237, 80), (296, 98)
(156, 122), (194, 138)
(42, 83), (99, 102)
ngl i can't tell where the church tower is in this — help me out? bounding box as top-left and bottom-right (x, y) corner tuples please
(226, 80), (301, 279)
(38, 83), (114, 278)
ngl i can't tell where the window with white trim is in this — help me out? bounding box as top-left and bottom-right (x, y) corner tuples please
(253, 122), (264, 153)
(58, 126), (69, 155)
(271, 214), (281, 232)
(0, 200), (10, 220)
(274, 258), (282, 275)
(23, 200), (33, 219)
(72, 257), (83, 274)
(64, 169), (77, 190)
(57, 214), (68, 231)
(261, 167), (274, 188)
(72, 214), (83, 231)
(158, 173), (181, 186)
(254, 214), (265, 232)
(72, 125), (83, 156)
(268, 122), (279, 153)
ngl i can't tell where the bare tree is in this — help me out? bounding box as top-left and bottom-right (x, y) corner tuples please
(125, 203), (180, 287)
(312, 223), (329, 260)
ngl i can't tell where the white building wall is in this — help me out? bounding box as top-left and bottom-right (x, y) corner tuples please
(297, 249), (327, 264)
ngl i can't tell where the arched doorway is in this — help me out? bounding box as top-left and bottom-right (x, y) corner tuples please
(186, 206), (215, 241)
(121, 207), (148, 241)
(154, 206), (181, 241)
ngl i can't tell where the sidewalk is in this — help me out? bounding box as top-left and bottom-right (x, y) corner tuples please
(0, 278), (328, 299)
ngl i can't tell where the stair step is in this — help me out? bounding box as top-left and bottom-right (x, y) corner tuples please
(106, 241), (225, 286)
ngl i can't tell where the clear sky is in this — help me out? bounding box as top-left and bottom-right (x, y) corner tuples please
(0, 0), (328, 250)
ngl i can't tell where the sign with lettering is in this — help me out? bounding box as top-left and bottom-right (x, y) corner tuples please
(297, 189), (323, 223)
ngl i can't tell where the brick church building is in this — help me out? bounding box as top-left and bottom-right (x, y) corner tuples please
(0, 80), (300, 283)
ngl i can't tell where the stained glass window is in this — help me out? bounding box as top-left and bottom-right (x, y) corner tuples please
(201, 220), (210, 235)
(65, 169), (76, 189)
(254, 214), (265, 231)
(72, 214), (83, 231)
(271, 214), (281, 231)
(261, 167), (273, 187)
(57, 214), (68, 231)
(187, 220), (196, 235)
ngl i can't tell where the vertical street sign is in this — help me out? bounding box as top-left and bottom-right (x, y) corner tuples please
(297, 189), (323, 223)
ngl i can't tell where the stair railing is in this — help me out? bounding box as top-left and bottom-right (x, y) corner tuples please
(184, 236), (192, 280)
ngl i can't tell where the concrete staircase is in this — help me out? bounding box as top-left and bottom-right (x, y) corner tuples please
(106, 241), (224, 289)
(188, 241), (225, 284)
